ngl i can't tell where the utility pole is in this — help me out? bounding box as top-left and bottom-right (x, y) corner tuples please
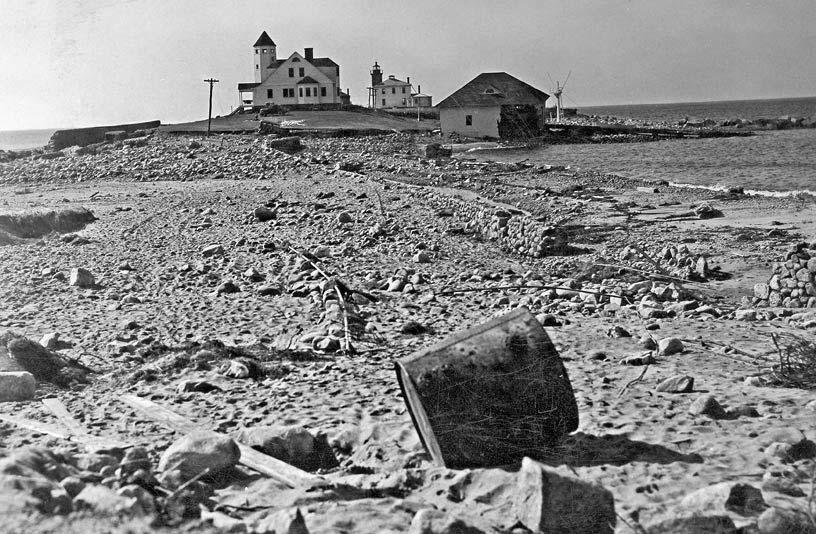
(204, 78), (219, 136)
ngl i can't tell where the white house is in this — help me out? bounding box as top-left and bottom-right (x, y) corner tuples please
(237, 31), (349, 107)
(436, 72), (549, 139)
(366, 62), (431, 109)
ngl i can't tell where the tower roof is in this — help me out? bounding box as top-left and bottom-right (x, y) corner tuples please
(253, 31), (276, 47)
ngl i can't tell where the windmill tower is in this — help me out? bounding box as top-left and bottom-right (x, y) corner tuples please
(550, 71), (571, 123)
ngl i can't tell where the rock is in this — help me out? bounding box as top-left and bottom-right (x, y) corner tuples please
(7, 337), (67, 382)
(413, 251), (431, 264)
(216, 281), (241, 294)
(536, 313), (560, 327)
(425, 143), (452, 158)
(409, 508), (485, 534)
(69, 267), (95, 287)
(761, 476), (805, 497)
(638, 336), (658, 350)
(754, 283), (771, 300)
(158, 432), (240, 480)
(620, 351), (656, 365)
(202, 244), (224, 257)
(514, 457), (615, 534)
(250, 507), (309, 534)
(689, 395), (728, 419)
(233, 426), (319, 471)
(645, 515), (737, 534)
(59, 476), (86, 498)
(73, 485), (134, 514)
(756, 507), (816, 534)
(680, 482), (766, 516)
(656, 375), (694, 393)
(400, 321), (427, 335)
(254, 206), (277, 221)
(337, 212), (353, 224)
(735, 309), (757, 321)
(39, 332), (62, 350)
(725, 405), (760, 419)
(0, 371), (36, 402)
(658, 337), (684, 356)
(606, 325), (631, 338)
(258, 285), (281, 296)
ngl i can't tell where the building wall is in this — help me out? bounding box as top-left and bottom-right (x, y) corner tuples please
(412, 95), (433, 108)
(373, 83), (412, 109)
(440, 106), (500, 138)
(252, 53), (339, 106)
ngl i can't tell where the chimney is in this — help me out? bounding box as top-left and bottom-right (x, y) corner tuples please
(304, 47), (313, 60)
(407, 76), (410, 85)
(418, 84), (421, 94)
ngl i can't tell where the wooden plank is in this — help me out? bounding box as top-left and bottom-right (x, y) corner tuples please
(0, 413), (71, 440)
(120, 394), (324, 488)
(41, 398), (127, 451)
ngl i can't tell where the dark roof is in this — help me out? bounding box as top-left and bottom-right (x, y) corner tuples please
(267, 57), (338, 69)
(297, 76), (320, 85)
(238, 82), (260, 90)
(436, 72), (550, 109)
(253, 31), (276, 47)
(375, 77), (409, 87)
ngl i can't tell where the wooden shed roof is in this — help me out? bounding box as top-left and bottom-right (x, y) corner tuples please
(436, 72), (549, 109)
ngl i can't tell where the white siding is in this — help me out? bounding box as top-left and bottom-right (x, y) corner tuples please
(252, 53), (338, 106)
(440, 106), (500, 138)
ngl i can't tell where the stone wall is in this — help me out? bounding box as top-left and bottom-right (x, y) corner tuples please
(752, 243), (816, 308)
(49, 120), (160, 150)
(429, 193), (569, 257)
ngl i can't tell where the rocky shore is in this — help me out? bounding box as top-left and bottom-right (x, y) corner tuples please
(1, 130), (816, 534)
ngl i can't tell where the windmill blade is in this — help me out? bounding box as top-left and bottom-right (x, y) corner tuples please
(562, 70), (572, 90)
(546, 72), (556, 93)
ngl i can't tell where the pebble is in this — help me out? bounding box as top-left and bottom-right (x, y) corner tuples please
(201, 244), (224, 257)
(413, 251), (431, 264)
(337, 211), (353, 224)
(620, 352), (656, 365)
(253, 206), (277, 221)
(215, 281), (240, 294)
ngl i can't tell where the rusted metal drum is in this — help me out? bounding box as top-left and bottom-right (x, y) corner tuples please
(396, 307), (578, 468)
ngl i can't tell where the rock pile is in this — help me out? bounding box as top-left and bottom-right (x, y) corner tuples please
(430, 193), (569, 258)
(752, 243), (816, 308)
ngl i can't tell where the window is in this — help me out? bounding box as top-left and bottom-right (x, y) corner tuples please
(262, 49), (267, 54)
(465, 115), (473, 126)
(382, 99), (386, 106)
(255, 65), (259, 70)
(299, 67), (304, 77)
(288, 68), (294, 77)
(299, 87), (303, 97)
(402, 98), (406, 105)
(305, 87), (311, 97)
(292, 57), (300, 62)
(321, 87), (327, 97)
(255, 49), (259, 54)
(267, 89), (273, 98)
(402, 87), (406, 93)
(283, 88), (294, 98)
(381, 88), (385, 94)
(392, 87), (396, 94)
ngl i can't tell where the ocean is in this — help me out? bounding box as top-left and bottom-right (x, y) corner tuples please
(0, 129), (57, 151)
(499, 96), (816, 196)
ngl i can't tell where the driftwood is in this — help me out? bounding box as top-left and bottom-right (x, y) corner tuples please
(41, 398), (127, 451)
(396, 307), (578, 469)
(120, 394), (324, 488)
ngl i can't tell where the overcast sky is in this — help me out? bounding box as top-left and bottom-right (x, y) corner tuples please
(1, 0), (814, 130)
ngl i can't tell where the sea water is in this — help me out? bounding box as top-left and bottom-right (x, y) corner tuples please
(494, 97), (816, 196)
(0, 129), (57, 151)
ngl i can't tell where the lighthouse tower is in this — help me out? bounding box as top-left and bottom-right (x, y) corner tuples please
(253, 31), (277, 83)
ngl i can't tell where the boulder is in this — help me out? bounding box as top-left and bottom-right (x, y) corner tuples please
(645, 514), (737, 534)
(158, 432), (240, 480)
(69, 267), (95, 288)
(73, 485), (134, 515)
(249, 507), (309, 534)
(756, 507), (816, 534)
(658, 337), (684, 356)
(254, 206), (277, 222)
(0, 371), (36, 402)
(6, 337), (66, 382)
(232, 425), (335, 471)
(202, 244), (224, 257)
(514, 457), (615, 534)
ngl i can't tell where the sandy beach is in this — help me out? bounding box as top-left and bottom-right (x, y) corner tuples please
(1, 131), (816, 533)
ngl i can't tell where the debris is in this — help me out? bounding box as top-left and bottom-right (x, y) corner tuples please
(655, 375), (694, 393)
(395, 307), (578, 468)
(69, 267), (95, 288)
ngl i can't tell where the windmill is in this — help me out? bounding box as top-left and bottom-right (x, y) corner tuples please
(548, 71), (571, 123)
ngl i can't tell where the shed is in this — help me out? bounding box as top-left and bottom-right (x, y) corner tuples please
(436, 72), (550, 139)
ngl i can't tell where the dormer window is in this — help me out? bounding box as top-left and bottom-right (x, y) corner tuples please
(485, 88), (495, 93)
(292, 57), (300, 62)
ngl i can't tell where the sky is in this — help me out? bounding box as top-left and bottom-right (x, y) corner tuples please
(0, 0), (814, 130)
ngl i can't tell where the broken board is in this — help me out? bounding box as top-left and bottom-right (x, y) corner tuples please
(396, 306), (578, 468)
